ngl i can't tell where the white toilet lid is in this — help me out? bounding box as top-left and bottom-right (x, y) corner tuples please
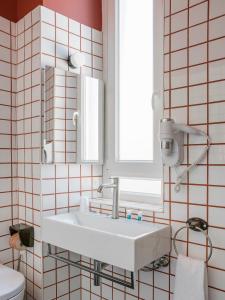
(0, 264), (25, 300)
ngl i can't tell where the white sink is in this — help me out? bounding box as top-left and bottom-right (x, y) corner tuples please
(42, 211), (171, 272)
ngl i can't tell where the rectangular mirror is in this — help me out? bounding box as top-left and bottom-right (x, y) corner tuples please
(77, 76), (104, 164)
(42, 66), (104, 164)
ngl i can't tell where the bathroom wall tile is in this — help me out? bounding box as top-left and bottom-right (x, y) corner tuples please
(41, 6), (55, 26)
(42, 38), (55, 56)
(69, 19), (80, 36)
(171, 49), (187, 70)
(41, 22), (55, 41)
(171, 10), (187, 33)
(189, 2), (208, 26)
(56, 28), (68, 45)
(171, 68), (187, 89)
(209, 15), (225, 39)
(1, 2), (225, 300)
(189, 23), (207, 46)
(81, 24), (92, 40)
(32, 6), (41, 25)
(171, 29), (187, 51)
(210, 0), (225, 19)
(209, 37), (225, 61)
(189, 43), (207, 66)
(171, 0), (188, 14)
(56, 13), (68, 31)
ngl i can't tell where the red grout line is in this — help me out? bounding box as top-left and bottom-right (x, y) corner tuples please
(165, 0), (208, 17)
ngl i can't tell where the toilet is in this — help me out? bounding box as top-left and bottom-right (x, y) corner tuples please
(0, 264), (25, 300)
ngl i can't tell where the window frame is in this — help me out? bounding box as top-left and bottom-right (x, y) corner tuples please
(102, 0), (164, 207)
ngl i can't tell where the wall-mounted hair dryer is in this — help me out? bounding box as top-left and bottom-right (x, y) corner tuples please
(160, 118), (211, 192)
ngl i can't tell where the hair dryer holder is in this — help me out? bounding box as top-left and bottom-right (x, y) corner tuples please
(160, 118), (211, 192)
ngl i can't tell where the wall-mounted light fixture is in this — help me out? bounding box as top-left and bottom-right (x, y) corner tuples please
(68, 52), (85, 69)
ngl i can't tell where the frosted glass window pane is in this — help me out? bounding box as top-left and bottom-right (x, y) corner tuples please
(118, 0), (153, 161)
(120, 178), (161, 195)
(84, 77), (99, 161)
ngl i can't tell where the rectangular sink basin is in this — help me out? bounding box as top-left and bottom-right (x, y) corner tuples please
(42, 211), (171, 272)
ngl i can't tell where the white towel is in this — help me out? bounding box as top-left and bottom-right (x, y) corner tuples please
(174, 255), (208, 300)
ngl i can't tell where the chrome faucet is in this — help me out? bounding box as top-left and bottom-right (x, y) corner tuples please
(97, 177), (120, 219)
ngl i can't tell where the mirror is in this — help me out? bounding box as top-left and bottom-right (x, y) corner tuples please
(77, 76), (104, 164)
(42, 66), (104, 164)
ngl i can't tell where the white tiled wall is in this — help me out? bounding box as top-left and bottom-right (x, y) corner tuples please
(39, 6), (103, 300)
(0, 16), (18, 269)
(1, 0), (225, 299)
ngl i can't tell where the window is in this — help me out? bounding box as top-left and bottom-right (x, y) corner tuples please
(103, 0), (164, 208)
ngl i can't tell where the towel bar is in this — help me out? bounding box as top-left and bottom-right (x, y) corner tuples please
(173, 218), (213, 263)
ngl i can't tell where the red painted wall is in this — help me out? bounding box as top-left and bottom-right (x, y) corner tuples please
(43, 0), (102, 30)
(0, 0), (17, 23)
(0, 0), (102, 30)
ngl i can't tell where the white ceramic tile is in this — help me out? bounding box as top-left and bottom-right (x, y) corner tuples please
(93, 56), (103, 70)
(171, 0), (188, 14)
(69, 19), (80, 35)
(209, 123), (225, 143)
(209, 102), (225, 123)
(171, 202), (187, 221)
(189, 23), (207, 46)
(209, 37), (225, 61)
(56, 43), (69, 60)
(209, 145), (225, 165)
(209, 166), (225, 186)
(189, 2), (208, 26)
(189, 185), (207, 204)
(17, 18), (25, 34)
(81, 25), (92, 40)
(171, 68), (187, 89)
(189, 104), (207, 124)
(170, 88), (187, 107)
(69, 33), (80, 49)
(189, 64), (207, 85)
(0, 46), (10, 62)
(32, 38), (41, 55)
(56, 28), (68, 45)
(189, 84), (207, 104)
(0, 31), (10, 48)
(171, 49), (187, 70)
(32, 22), (41, 40)
(208, 227), (225, 249)
(0, 76), (11, 91)
(171, 30), (187, 51)
(209, 58), (225, 81)
(0, 61), (11, 77)
(189, 166), (207, 184)
(209, 16), (225, 39)
(41, 6), (55, 25)
(42, 38), (55, 56)
(189, 43), (207, 65)
(25, 28), (32, 45)
(56, 13), (68, 30)
(32, 6), (41, 25)
(0, 16), (10, 34)
(154, 288), (169, 300)
(171, 107), (187, 124)
(81, 38), (91, 53)
(24, 12), (32, 29)
(17, 32), (25, 48)
(210, 0), (225, 19)
(92, 29), (102, 44)
(171, 10), (187, 32)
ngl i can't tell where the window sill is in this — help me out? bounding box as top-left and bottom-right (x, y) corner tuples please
(90, 198), (163, 213)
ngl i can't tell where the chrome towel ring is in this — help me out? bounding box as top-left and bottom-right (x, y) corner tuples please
(173, 218), (213, 263)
